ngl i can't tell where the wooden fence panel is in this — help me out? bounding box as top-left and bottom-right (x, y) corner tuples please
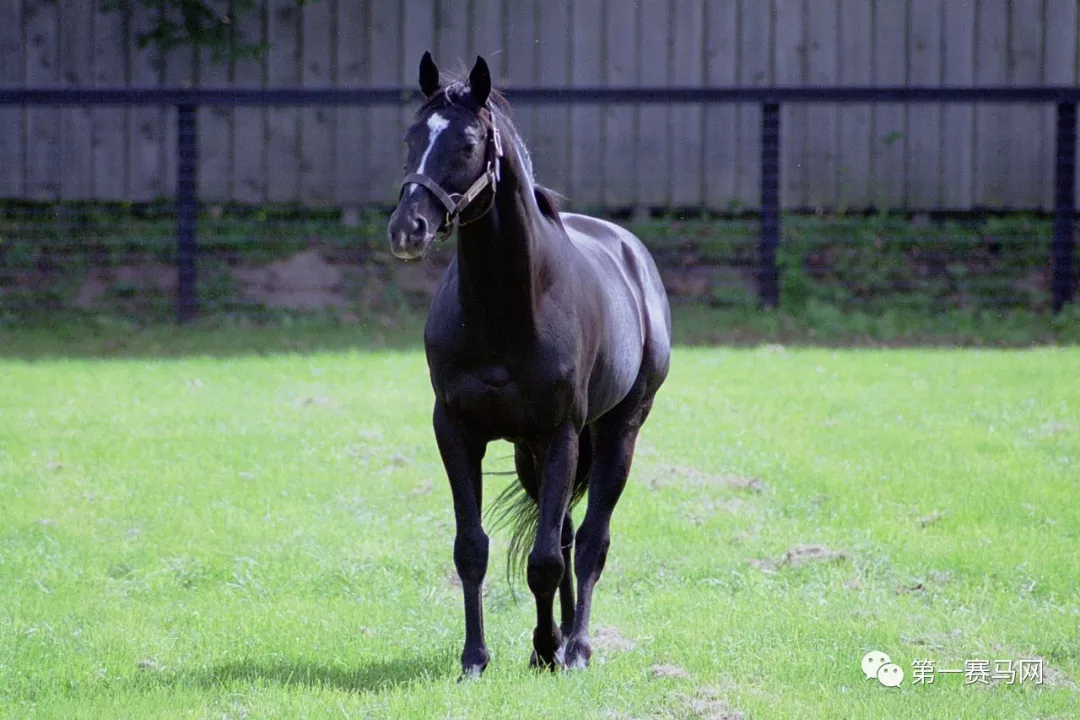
(736, 0), (771, 210)
(906, 0), (943, 209)
(0, 0), (24, 198)
(1008, 3), (1045, 209)
(531, 0), (571, 194)
(942, 0), (976, 209)
(232, 4), (267, 204)
(92, 4), (125, 200)
(367, 1), (402, 205)
(837, 0), (873, 209)
(603, 0), (637, 208)
(805, 0), (839, 210)
(671, 0), (705, 208)
(25, 0), (61, 200)
(198, 46), (231, 202)
(974, 0), (1009, 207)
(60, 0), (94, 200)
(636, 0), (671, 209)
(162, 42), (195, 199)
(266, 0), (301, 202)
(505, 0), (537, 150)
(300, 0), (336, 204)
(775, 0), (806, 210)
(470, 0), (504, 74)
(570, 0), (603, 207)
(335, 0), (368, 206)
(127, 1), (164, 201)
(2, 0), (1079, 212)
(704, 0), (738, 211)
(434, 0), (469, 72)
(1043, 0), (1079, 207)
(872, 0), (908, 208)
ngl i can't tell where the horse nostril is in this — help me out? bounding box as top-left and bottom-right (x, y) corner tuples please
(412, 216), (428, 237)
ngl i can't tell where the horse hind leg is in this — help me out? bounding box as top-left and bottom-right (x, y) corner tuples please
(563, 384), (656, 669)
(559, 429), (590, 637)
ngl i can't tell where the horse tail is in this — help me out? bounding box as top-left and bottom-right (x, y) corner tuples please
(486, 430), (592, 598)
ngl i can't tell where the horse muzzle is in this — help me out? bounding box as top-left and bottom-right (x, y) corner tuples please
(387, 205), (436, 260)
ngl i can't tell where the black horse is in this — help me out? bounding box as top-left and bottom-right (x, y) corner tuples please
(387, 53), (671, 676)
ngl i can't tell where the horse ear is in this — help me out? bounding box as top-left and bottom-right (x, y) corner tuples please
(419, 51), (440, 97)
(468, 55), (491, 107)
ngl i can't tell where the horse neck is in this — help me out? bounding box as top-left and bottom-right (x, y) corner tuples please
(454, 138), (545, 346)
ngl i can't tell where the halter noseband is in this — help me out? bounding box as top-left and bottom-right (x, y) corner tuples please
(398, 112), (504, 239)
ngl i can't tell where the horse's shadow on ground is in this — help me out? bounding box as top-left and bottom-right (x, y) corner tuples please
(173, 651), (454, 694)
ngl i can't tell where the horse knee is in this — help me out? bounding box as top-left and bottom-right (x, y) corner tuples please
(454, 528), (489, 586)
(527, 548), (565, 598)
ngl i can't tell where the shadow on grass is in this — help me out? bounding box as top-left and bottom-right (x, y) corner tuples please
(171, 651), (455, 694)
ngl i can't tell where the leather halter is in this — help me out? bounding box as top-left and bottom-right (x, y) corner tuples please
(398, 112), (504, 239)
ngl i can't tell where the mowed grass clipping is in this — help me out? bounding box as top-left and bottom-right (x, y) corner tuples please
(1, 344), (1078, 718)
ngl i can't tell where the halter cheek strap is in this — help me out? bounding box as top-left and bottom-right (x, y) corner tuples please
(398, 118), (504, 237)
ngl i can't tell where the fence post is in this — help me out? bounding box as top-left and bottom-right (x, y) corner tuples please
(176, 103), (198, 323)
(1052, 102), (1077, 313)
(759, 102), (781, 308)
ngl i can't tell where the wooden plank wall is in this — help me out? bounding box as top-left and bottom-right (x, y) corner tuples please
(2, 0), (1079, 211)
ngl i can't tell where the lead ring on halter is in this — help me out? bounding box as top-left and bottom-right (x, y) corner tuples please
(398, 115), (504, 240)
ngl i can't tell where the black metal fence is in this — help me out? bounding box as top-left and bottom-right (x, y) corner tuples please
(1, 85), (1077, 322)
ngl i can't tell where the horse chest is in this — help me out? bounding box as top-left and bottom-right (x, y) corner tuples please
(435, 359), (569, 439)
(442, 368), (525, 430)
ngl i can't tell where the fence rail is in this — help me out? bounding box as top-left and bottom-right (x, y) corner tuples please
(1, 85), (1077, 321)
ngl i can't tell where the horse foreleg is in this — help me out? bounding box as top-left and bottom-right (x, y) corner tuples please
(433, 402), (490, 678)
(527, 423), (578, 669)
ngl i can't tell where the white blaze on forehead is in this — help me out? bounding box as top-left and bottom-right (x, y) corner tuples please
(409, 112), (450, 196)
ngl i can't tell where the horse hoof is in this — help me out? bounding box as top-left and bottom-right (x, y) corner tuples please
(529, 648), (558, 671)
(563, 637), (592, 669)
(457, 665), (485, 682)
(529, 624), (564, 670)
(459, 647), (490, 680)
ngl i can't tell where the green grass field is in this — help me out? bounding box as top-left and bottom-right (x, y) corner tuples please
(2, 327), (1078, 718)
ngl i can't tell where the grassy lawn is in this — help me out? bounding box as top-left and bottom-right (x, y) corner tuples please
(1, 331), (1078, 717)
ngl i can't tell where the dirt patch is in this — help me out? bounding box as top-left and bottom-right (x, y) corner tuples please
(896, 582), (925, 594)
(409, 481), (433, 497)
(233, 250), (348, 310)
(917, 511), (945, 527)
(295, 395), (331, 408)
(659, 265), (756, 302)
(74, 264), (178, 308)
(685, 693), (745, 720)
(650, 663), (690, 679)
(683, 497), (750, 526)
(650, 465), (765, 493)
(749, 544), (850, 572)
(593, 625), (637, 653)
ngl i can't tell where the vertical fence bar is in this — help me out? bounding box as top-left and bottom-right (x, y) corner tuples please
(176, 103), (198, 323)
(759, 102), (781, 307)
(1052, 102), (1077, 313)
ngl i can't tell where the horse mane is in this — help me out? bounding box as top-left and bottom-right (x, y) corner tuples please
(415, 76), (565, 229)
